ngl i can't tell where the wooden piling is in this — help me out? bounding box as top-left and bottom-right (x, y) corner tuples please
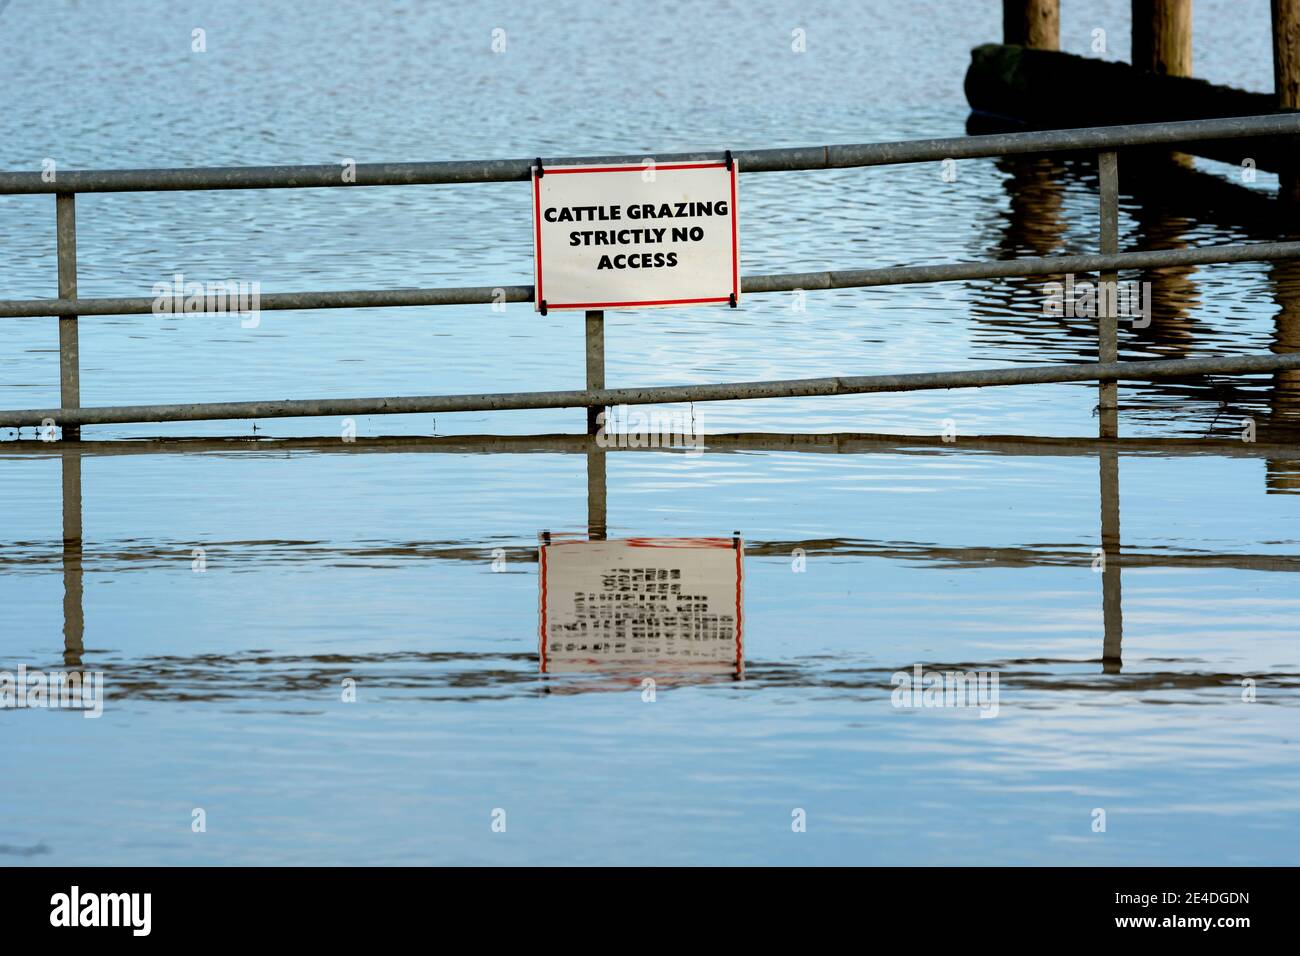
(1003, 0), (1059, 50)
(1275, 0), (1300, 202)
(1132, 0), (1193, 76)
(1131, 3), (1195, 169)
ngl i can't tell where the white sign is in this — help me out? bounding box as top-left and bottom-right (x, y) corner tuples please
(538, 535), (744, 674)
(531, 160), (740, 312)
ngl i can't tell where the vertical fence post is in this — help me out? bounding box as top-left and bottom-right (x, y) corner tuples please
(56, 192), (80, 441)
(585, 308), (608, 539)
(1098, 151), (1120, 440)
(585, 309), (605, 435)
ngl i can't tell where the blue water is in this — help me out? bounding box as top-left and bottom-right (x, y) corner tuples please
(1, 0), (1297, 865)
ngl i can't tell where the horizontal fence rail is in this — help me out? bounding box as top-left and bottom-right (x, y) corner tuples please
(4, 353), (1300, 428)
(4, 241), (1300, 318)
(2, 113), (1299, 436)
(0, 114), (1297, 193)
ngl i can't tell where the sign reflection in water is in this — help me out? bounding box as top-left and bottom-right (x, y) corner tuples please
(537, 534), (743, 677)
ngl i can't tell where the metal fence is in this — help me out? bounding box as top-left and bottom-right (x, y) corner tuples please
(3, 113), (1300, 439)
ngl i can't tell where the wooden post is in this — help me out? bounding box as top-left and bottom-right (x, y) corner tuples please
(1003, 0), (1059, 50)
(1276, 0), (1300, 105)
(1274, 0), (1300, 202)
(585, 309), (605, 435)
(1132, 0), (1193, 76)
(56, 193), (80, 440)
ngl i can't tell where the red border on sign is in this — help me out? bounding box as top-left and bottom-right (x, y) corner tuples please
(532, 162), (740, 311)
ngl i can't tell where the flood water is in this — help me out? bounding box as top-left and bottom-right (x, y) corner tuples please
(2, 0), (1298, 865)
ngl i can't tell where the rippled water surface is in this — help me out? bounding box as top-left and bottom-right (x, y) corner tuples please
(1, 0), (1298, 865)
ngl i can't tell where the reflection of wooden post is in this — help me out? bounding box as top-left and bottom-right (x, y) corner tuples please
(1003, 0), (1059, 49)
(1128, 192), (1199, 355)
(1268, 256), (1300, 425)
(61, 449), (85, 667)
(1132, 0), (1193, 76)
(1267, 257), (1300, 491)
(995, 157), (1068, 258)
(586, 449), (607, 541)
(978, 156), (1069, 341)
(1275, 0), (1300, 202)
(1100, 449), (1124, 672)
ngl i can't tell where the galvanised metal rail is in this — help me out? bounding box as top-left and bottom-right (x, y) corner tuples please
(1, 113), (1295, 192)
(4, 353), (1300, 428)
(2, 113), (1299, 438)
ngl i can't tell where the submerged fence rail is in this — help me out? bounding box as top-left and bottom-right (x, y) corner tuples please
(2, 112), (1299, 436)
